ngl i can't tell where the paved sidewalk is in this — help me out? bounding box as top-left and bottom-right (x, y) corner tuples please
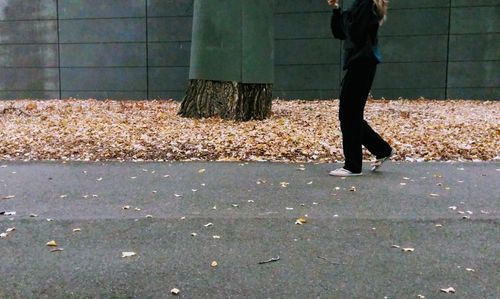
(0, 161), (498, 298)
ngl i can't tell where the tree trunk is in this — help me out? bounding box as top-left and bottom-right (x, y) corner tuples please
(178, 79), (272, 121)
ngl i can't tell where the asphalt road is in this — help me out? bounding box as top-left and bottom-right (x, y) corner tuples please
(0, 161), (498, 298)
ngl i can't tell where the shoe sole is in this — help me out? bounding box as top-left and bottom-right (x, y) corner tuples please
(329, 172), (363, 177)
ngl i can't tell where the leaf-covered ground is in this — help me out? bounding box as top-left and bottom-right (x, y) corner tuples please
(0, 99), (498, 162)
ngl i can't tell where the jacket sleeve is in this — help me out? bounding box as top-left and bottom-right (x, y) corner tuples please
(330, 8), (347, 40)
(347, 1), (379, 45)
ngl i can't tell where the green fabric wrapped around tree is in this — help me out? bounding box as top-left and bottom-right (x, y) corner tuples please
(178, 0), (274, 121)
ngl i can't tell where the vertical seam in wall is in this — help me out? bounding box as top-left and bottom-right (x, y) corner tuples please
(56, 0), (62, 100)
(445, 0), (452, 99)
(145, 0), (149, 100)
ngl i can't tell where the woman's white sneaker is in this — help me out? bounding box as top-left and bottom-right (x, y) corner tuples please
(329, 168), (363, 177)
(371, 149), (395, 172)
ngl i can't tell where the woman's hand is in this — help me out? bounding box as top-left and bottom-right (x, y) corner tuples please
(327, 0), (340, 8)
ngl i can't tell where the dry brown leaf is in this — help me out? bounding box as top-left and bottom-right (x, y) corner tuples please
(46, 240), (58, 246)
(295, 217), (307, 225)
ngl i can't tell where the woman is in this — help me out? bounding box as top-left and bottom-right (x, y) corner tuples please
(328, 0), (394, 177)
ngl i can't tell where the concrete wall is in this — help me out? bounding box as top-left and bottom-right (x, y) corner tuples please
(0, 0), (498, 100)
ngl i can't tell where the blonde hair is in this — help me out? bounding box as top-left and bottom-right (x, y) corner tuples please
(373, 0), (389, 25)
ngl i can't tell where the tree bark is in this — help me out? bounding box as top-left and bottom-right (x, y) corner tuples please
(178, 79), (272, 121)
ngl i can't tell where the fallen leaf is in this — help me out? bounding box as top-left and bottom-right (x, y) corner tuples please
(307, 181), (313, 185)
(46, 240), (58, 246)
(204, 223), (213, 227)
(29, 214), (38, 217)
(465, 268), (475, 272)
(295, 217), (307, 225)
(6, 227), (15, 232)
(50, 247), (64, 252)
(171, 288), (180, 295)
(211, 261), (218, 267)
(258, 256), (281, 264)
(145, 215), (153, 218)
(448, 206), (457, 210)
(1, 195), (15, 200)
(435, 224), (443, 228)
(198, 168), (206, 173)
(429, 193), (439, 197)
(121, 251), (137, 258)
(401, 247), (415, 252)
(72, 228), (81, 232)
(440, 287), (455, 294)
(25, 102), (37, 110)
(391, 245), (401, 249)
(191, 233), (197, 237)
(96, 177), (103, 181)
(174, 193), (182, 198)
(348, 186), (356, 192)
